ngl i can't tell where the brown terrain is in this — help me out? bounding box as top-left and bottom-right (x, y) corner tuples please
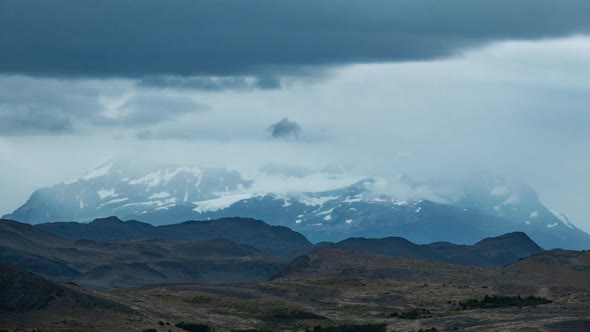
(2, 248), (589, 331)
(1, 218), (589, 331)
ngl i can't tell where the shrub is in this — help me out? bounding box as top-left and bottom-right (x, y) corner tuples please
(269, 309), (328, 320)
(391, 308), (432, 319)
(307, 324), (387, 332)
(175, 322), (213, 332)
(458, 295), (552, 310)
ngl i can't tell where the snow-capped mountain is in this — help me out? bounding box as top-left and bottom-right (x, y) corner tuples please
(4, 163), (589, 250)
(5, 161), (251, 224)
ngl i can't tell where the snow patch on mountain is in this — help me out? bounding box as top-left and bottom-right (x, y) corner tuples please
(193, 193), (255, 213)
(343, 195), (363, 203)
(97, 188), (117, 200)
(150, 191), (171, 199)
(316, 208), (334, 216)
(549, 210), (575, 229)
(129, 167), (202, 188)
(298, 196), (339, 206)
(82, 162), (113, 180)
(101, 197), (128, 206)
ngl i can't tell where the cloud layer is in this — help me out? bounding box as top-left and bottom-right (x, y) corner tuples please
(0, 76), (205, 135)
(2, 0), (590, 78)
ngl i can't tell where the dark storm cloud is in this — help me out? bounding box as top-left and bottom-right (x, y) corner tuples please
(269, 118), (302, 140)
(138, 76), (281, 91)
(1, 0), (590, 78)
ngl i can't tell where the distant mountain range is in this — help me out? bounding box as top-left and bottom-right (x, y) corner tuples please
(320, 232), (543, 267)
(36, 216), (312, 257)
(4, 161), (590, 249)
(1, 217), (547, 289)
(0, 217), (302, 289)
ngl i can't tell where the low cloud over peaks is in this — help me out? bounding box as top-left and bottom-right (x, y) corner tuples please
(269, 118), (302, 140)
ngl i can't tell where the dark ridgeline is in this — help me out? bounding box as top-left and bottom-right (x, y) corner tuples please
(0, 217), (311, 290)
(308, 231), (543, 267)
(36, 216), (313, 257)
(0, 216), (550, 291)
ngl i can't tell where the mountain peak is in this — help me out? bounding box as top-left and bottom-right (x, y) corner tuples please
(474, 231), (543, 253)
(91, 216), (124, 225)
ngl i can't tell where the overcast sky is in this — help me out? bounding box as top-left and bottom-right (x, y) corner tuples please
(1, 1), (589, 232)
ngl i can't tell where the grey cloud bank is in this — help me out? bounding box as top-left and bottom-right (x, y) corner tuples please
(2, 0), (590, 78)
(0, 76), (205, 135)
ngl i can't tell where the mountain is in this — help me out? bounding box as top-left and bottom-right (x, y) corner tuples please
(507, 249), (590, 289)
(4, 161), (252, 224)
(36, 216), (313, 257)
(5, 162), (590, 250)
(0, 218), (81, 278)
(0, 218), (305, 289)
(0, 263), (141, 331)
(320, 232), (543, 266)
(0, 263), (130, 312)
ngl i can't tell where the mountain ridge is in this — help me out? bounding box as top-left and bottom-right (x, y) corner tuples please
(5, 162), (590, 250)
(314, 231), (543, 266)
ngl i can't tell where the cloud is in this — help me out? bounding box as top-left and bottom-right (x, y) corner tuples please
(0, 109), (73, 135)
(260, 164), (313, 178)
(95, 94), (207, 127)
(0, 76), (206, 135)
(0, 76), (103, 135)
(268, 118), (302, 140)
(1, 0), (590, 78)
(138, 76), (282, 91)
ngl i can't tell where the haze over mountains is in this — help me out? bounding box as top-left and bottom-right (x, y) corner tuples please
(4, 161), (590, 250)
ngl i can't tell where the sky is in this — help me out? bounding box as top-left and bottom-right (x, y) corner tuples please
(1, 1), (589, 232)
